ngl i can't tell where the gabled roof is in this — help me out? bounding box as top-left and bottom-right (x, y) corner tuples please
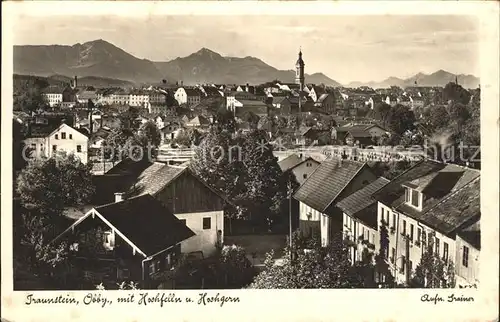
(184, 88), (202, 96)
(316, 93), (330, 103)
(372, 160), (480, 234)
(91, 195), (194, 256)
(128, 164), (187, 197)
(278, 154), (318, 172)
(126, 163), (233, 206)
(418, 177), (480, 235)
(294, 159), (370, 213)
(272, 96), (289, 105)
(337, 177), (390, 229)
(26, 123), (60, 138)
(188, 115), (210, 125)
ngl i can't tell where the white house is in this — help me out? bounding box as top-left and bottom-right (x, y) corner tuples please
(278, 154), (320, 185)
(337, 177), (390, 264)
(293, 159), (377, 245)
(174, 87), (202, 106)
(43, 92), (63, 107)
(24, 123), (89, 164)
(129, 90), (151, 108)
(372, 160), (480, 286)
(126, 164), (228, 258)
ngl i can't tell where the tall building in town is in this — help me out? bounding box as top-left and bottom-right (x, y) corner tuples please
(295, 49), (305, 91)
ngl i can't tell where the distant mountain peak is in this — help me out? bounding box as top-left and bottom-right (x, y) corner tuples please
(195, 47), (220, 55)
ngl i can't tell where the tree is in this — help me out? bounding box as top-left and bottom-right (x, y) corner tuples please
(275, 116), (288, 130)
(138, 121), (161, 148)
(13, 120), (29, 175)
(368, 102), (392, 127)
(14, 85), (49, 113)
(19, 212), (70, 277)
(16, 153), (95, 216)
(190, 127), (245, 202)
(442, 82), (471, 106)
(214, 107), (236, 133)
(426, 105), (450, 131)
(218, 245), (256, 288)
(287, 115), (300, 130)
(242, 111), (260, 127)
(448, 103), (470, 130)
(386, 104), (416, 135)
(250, 235), (369, 289)
(239, 130), (287, 228)
(409, 237), (455, 288)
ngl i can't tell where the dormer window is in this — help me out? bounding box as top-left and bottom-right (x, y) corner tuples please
(405, 187), (422, 210)
(411, 190), (420, 208)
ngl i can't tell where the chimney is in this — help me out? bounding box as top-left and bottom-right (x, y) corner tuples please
(114, 192), (124, 203)
(246, 83), (249, 92)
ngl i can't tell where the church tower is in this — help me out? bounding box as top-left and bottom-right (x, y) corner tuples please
(295, 49), (305, 91)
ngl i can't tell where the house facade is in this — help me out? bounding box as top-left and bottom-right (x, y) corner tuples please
(278, 154), (320, 185)
(372, 160), (480, 286)
(51, 194), (195, 289)
(294, 159), (377, 245)
(454, 218), (480, 287)
(314, 94), (335, 114)
(127, 164), (227, 257)
(174, 88), (202, 106)
(43, 92), (63, 107)
(24, 123), (89, 164)
(338, 177), (389, 264)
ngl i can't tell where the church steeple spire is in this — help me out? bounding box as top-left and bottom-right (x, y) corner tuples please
(295, 48), (305, 91)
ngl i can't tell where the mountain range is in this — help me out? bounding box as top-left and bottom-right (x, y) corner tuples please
(347, 70), (479, 89)
(14, 39), (479, 88)
(13, 39), (341, 86)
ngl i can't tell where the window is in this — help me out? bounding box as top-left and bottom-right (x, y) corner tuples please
(52, 145), (57, 152)
(69, 134), (73, 139)
(462, 246), (469, 267)
(411, 190), (420, 207)
(417, 228), (421, 244)
(409, 224), (414, 241)
(55, 134), (59, 140)
(103, 231), (115, 250)
(435, 237), (440, 256)
(422, 231), (427, 248)
(402, 220), (406, 235)
(401, 256), (406, 274)
(392, 214), (396, 228)
(61, 132), (66, 139)
(443, 242), (449, 261)
(76, 145), (82, 152)
(391, 248), (396, 263)
(179, 219), (187, 226)
(409, 260), (413, 272)
(303, 174), (307, 179)
(306, 162), (311, 167)
(203, 217), (211, 230)
(404, 188), (410, 202)
(149, 261), (156, 275)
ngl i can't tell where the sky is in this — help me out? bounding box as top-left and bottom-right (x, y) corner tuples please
(13, 15), (479, 84)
